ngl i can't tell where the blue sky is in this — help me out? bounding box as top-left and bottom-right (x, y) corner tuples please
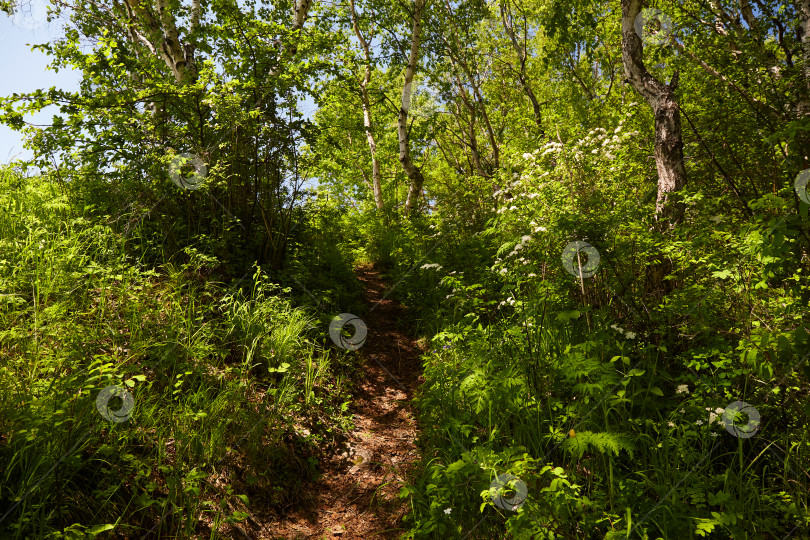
(0, 2), (319, 168)
(0, 1), (81, 164)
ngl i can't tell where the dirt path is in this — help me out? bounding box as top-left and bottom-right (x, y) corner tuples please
(269, 264), (425, 539)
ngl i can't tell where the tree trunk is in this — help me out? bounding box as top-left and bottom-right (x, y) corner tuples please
(500, 0), (545, 136)
(798, 0), (810, 117)
(401, 0), (427, 217)
(349, 0), (384, 212)
(122, 0), (200, 85)
(620, 0), (686, 227)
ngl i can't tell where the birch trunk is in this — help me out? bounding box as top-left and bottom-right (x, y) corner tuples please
(620, 0), (686, 226)
(798, 0), (810, 117)
(500, 1), (545, 136)
(401, 0), (427, 217)
(349, 0), (384, 211)
(122, 0), (200, 85)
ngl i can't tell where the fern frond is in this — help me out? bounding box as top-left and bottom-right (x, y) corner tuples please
(561, 431), (636, 461)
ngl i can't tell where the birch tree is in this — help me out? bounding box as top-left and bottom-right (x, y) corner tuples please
(620, 0), (686, 225)
(798, 0), (810, 117)
(401, 0), (428, 217)
(349, 0), (384, 211)
(500, 0), (545, 137)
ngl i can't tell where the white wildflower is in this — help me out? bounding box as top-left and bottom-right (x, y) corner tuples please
(709, 407), (725, 424)
(675, 384), (689, 395)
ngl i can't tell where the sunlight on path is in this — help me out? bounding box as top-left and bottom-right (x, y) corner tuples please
(268, 264), (424, 539)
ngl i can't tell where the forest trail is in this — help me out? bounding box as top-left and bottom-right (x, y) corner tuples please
(270, 264), (425, 539)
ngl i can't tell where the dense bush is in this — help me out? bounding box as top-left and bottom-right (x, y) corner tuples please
(0, 167), (358, 538)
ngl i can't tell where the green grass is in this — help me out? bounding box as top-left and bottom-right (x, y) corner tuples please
(1, 156), (808, 539)
(0, 168), (358, 538)
(375, 195), (810, 539)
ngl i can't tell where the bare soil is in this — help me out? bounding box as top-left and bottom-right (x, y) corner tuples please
(263, 264), (425, 539)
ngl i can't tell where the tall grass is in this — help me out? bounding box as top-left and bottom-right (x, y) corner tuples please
(0, 167), (355, 538)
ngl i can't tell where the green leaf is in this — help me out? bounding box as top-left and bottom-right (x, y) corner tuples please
(86, 524), (115, 535)
(556, 310), (581, 322)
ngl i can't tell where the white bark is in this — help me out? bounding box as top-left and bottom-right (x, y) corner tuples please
(267, 0), (313, 78)
(401, 0), (427, 217)
(621, 0), (686, 223)
(500, 1), (544, 135)
(349, 0), (384, 211)
(122, 0), (199, 84)
(798, 0), (810, 116)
